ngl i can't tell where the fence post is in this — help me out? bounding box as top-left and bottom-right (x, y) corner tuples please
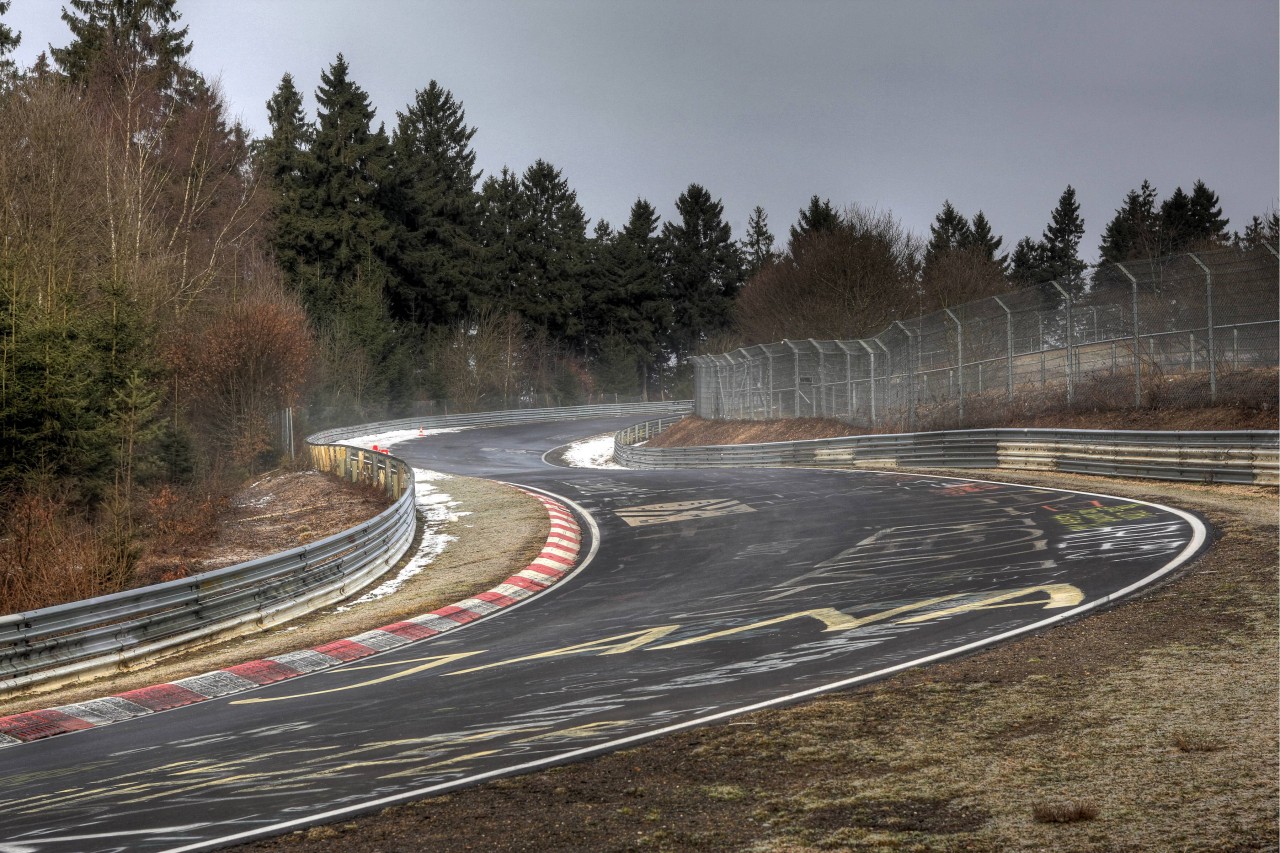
(943, 308), (963, 422)
(1037, 313), (1046, 385)
(1188, 253), (1216, 403)
(993, 296), (1014, 402)
(1051, 281), (1074, 406)
(859, 340), (878, 424)
(836, 341), (855, 419)
(1116, 262), (1141, 407)
(875, 339), (892, 425)
(786, 340), (803, 418)
(810, 339), (826, 417)
(893, 321), (917, 431)
(764, 350), (774, 418)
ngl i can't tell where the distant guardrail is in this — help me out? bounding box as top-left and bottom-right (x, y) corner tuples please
(308, 401), (693, 444)
(615, 419), (1279, 486)
(0, 401), (690, 698)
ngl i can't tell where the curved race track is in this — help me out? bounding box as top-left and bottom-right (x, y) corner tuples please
(0, 415), (1207, 852)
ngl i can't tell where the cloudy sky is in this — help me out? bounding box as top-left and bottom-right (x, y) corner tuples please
(6, 1), (1277, 261)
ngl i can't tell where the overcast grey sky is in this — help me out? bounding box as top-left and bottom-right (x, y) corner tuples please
(6, 0), (1277, 261)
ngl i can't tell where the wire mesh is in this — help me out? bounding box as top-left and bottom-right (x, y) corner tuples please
(692, 247), (1279, 428)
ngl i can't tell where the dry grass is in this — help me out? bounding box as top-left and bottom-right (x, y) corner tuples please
(1032, 800), (1099, 824)
(653, 368), (1279, 445)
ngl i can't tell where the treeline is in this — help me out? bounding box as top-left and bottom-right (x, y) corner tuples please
(736, 183), (1276, 346)
(0, 0), (312, 606)
(259, 57), (744, 408)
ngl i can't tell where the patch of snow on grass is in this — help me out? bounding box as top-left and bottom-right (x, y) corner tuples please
(562, 433), (623, 469)
(333, 442), (465, 612)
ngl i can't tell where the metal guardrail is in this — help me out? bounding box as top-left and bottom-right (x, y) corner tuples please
(0, 447), (417, 697)
(615, 419), (1280, 486)
(0, 402), (690, 697)
(308, 401), (692, 444)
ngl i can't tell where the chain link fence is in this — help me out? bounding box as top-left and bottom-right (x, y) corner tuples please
(693, 247), (1278, 429)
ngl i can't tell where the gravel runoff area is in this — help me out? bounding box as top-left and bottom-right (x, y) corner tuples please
(241, 470), (1276, 850)
(0, 463), (549, 717)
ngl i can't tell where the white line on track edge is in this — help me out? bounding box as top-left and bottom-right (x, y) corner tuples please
(160, 467), (1208, 853)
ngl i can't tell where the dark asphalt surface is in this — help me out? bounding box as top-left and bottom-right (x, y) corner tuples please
(0, 415), (1207, 852)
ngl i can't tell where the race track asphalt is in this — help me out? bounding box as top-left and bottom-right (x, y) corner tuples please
(0, 415), (1207, 852)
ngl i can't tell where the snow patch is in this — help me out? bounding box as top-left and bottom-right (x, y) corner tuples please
(332, 466), (463, 612)
(331, 429), (465, 612)
(339, 425), (471, 452)
(561, 433), (623, 469)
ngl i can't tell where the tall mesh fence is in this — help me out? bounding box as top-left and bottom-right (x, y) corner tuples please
(692, 247), (1279, 429)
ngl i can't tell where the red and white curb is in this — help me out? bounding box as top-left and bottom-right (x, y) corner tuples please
(0, 491), (582, 748)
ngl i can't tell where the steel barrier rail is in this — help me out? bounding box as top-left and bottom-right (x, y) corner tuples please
(0, 402), (691, 698)
(0, 449), (417, 698)
(307, 401), (693, 445)
(615, 420), (1280, 486)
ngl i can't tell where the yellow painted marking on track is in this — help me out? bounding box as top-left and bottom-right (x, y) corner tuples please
(896, 584), (1084, 623)
(230, 651), (483, 704)
(118, 771), (297, 803)
(446, 626), (681, 676)
(649, 598), (968, 649)
(614, 498), (755, 527)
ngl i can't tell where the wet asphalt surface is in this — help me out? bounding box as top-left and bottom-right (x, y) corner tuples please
(0, 416), (1205, 852)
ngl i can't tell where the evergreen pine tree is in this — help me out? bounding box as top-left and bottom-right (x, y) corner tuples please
(309, 54), (396, 289)
(261, 73), (314, 284)
(742, 205), (777, 278)
(516, 159), (588, 343)
(1009, 236), (1045, 286)
(788, 195), (841, 250)
(387, 81), (484, 326)
(1186, 179), (1229, 246)
(306, 54), (405, 400)
(1039, 185), (1087, 287)
(662, 183), (743, 360)
(1235, 212), (1279, 250)
(964, 210), (1008, 271)
(52, 0), (196, 100)
(923, 199), (972, 273)
(1098, 180), (1160, 264)
(585, 199), (670, 396)
(477, 166), (527, 313)
(0, 2), (21, 79)
(1158, 186), (1193, 255)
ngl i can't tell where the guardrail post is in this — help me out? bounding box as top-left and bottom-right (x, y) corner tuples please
(1189, 253), (1216, 403)
(943, 308), (963, 422)
(1116, 262), (1141, 406)
(993, 296), (1014, 402)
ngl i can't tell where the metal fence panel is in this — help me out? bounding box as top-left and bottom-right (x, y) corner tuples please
(693, 247), (1278, 428)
